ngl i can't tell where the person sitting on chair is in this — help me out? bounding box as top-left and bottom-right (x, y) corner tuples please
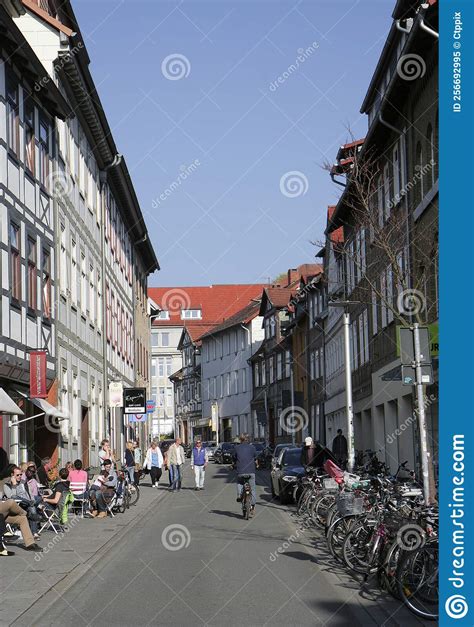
(2, 466), (43, 539)
(0, 499), (42, 552)
(42, 468), (70, 509)
(89, 460), (117, 519)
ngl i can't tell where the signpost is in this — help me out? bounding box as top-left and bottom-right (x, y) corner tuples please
(398, 324), (433, 504)
(30, 351), (47, 398)
(211, 402), (219, 447)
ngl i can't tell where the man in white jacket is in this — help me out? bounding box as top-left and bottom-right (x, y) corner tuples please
(143, 442), (164, 488)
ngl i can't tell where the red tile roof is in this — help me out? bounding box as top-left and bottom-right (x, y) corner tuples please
(148, 284), (266, 328)
(263, 287), (295, 309)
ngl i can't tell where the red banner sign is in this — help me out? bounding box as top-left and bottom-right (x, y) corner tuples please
(30, 351), (47, 398)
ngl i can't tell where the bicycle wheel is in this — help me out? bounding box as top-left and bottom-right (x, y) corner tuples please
(128, 484), (140, 506)
(296, 487), (311, 516)
(342, 520), (377, 574)
(396, 544), (438, 620)
(311, 493), (335, 528)
(381, 539), (404, 599)
(327, 515), (357, 560)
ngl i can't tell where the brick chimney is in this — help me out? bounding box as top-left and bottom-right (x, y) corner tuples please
(287, 268), (299, 286)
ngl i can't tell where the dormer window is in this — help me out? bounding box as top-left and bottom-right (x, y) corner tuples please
(157, 310), (169, 319)
(181, 309), (202, 319)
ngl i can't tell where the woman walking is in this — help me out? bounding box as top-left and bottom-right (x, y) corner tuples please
(124, 442), (136, 485)
(143, 441), (163, 488)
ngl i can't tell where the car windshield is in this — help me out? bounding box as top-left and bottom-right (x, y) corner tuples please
(205, 442), (216, 447)
(282, 448), (302, 466)
(222, 443), (235, 450)
(274, 444), (293, 457)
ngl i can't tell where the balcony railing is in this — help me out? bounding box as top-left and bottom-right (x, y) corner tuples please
(33, 0), (58, 18)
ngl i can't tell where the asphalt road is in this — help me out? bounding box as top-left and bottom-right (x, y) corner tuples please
(19, 464), (427, 627)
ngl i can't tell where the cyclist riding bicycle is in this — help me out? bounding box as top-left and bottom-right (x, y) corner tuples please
(232, 433), (258, 516)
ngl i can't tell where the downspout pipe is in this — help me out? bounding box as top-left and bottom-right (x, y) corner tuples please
(330, 172), (346, 188)
(419, 17), (438, 39)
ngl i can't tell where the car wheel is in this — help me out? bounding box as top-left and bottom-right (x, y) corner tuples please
(279, 483), (290, 505)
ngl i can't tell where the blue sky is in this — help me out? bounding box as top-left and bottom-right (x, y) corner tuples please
(73, 0), (393, 286)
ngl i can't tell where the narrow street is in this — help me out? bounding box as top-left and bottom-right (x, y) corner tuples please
(14, 464), (425, 627)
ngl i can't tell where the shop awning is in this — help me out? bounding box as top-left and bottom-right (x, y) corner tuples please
(16, 391), (68, 419)
(0, 388), (24, 415)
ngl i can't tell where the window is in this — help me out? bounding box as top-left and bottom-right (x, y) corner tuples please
(106, 287), (111, 342)
(225, 372), (230, 396)
(6, 72), (19, 157)
(97, 270), (102, 332)
(80, 252), (87, 315)
(383, 163), (391, 220)
(166, 356), (172, 376)
(310, 351), (315, 380)
(285, 350), (291, 378)
(71, 238), (78, 305)
(276, 353), (283, 380)
(377, 175), (384, 227)
(181, 309), (202, 319)
(360, 229), (366, 276)
(220, 374), (224, 398)
(27, 237), (37, 311)
(269, 356), (274, 383)
(39, 120), (49, 190)
(59, 224), (67, 294)
(371, 288), (378, 336)
(42, 249), (51, 320)
(151, 333), (159, 347)
(89, 264), (95, 323)
(427, 124), (435, 188)
(415, 141), (424, 203)
(392, 143), (400, 203)
(363, 309), (369, 363)
(24, 97), (35, 174)
(261, 360), (266, 386)
(242, 369), (247, 393)
(157, 310), (169, 319)
(255, 363), (260, 388)
(161, 332), (169, 347)
(159, 387), (165, 407)
(232, 370), (238, 395)
(386, 265), (394, 323)
(10, 223), (21, 302)
(380, 272), (387, 328)
(166, 387), (173, 407)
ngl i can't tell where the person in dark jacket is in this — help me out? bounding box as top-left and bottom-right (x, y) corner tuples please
(124, 441), (136, 485)
(301, 437), (338, 469)
(36, 457), (52, 486)
(232, 434), (258, 515)
(332, 429), (348, 469)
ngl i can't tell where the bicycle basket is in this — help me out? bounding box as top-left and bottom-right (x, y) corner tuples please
(323, 478), (338, 491)
(336, 494), (364, 516)
(343, 471), (361, 487)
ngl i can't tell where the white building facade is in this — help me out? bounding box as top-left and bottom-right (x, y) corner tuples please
(201, 306), (264, 442)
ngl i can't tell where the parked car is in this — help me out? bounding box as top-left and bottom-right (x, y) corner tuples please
(271, 443), (297, 468)
(214, 442), (236, 464)
(202, 441), (217, 461)
(270, 446), (304, 504)
(256, 444), (273, 469)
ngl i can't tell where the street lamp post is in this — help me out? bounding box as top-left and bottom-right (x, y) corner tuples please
(328, 300), (359, 472)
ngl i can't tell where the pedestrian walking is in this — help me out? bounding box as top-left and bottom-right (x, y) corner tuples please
(133, 441), (142, 486)
(190, 439), (208, 490)
(143, 441), (163, 488)
(167, 438), (185, 492)
(332, 429), (348, 469)
(124, 441), (136, 485)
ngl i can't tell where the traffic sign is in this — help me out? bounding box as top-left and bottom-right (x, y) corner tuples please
(401, 364), (433, 386)
(146, 399), (156, 414)
(397, 326), (432, 366)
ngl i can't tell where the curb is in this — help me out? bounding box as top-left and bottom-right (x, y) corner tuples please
(10, 487), (170, 627)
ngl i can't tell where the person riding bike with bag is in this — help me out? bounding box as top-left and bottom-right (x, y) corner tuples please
(232, 433), (258, 517)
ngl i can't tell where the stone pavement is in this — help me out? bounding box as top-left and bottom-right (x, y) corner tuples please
(0, 479), (165, 627)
